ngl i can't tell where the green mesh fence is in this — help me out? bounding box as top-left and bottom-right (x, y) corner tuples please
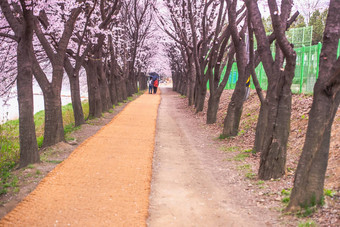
(219, 39), (340, 94)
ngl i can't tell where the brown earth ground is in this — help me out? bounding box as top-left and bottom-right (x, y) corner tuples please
(0, 85), (339, 226)
(165, 87), (339, 226)
(0, 92), (160, 226)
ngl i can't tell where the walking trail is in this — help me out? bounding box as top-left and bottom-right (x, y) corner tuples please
(1, 87), (271, 226)
(0, 92), (160, 226)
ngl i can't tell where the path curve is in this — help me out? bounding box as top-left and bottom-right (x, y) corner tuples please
(0, 92), (160, 226)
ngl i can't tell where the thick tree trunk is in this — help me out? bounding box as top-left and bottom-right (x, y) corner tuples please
(42, 87), (64, 147)
(195, 82), (207, 112)
(98, 70), (112, 111)
(222, 85), (246, 136)
(68, 73), (85, 126)
(115, 78), (124, 102)
(108, 72), (118, 106)
(288, 0), (340, 209)
(85, 60), (102, 118)
(253, 103), (267, 153)
(258, 80), (292, 179)
(288, 92), (340, 209)
(206, 94), (220, 124)
(122, 79), (128, 100)
(17, 19), (39, 167)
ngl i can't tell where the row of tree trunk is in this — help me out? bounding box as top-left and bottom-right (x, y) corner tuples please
(166, 0), (340, 212)
(0, 0), (148, 169)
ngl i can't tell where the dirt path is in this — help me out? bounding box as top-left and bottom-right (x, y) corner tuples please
(147, 87), (277, 226)
(0, 92), (160, 226)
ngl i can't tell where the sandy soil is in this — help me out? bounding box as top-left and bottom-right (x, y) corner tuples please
(0, 92), (160, 226)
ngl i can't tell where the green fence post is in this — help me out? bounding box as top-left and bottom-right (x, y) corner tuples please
(337, 39), (340, 57)
(299, 45), (305, 93)
(316, 42), (322, 79)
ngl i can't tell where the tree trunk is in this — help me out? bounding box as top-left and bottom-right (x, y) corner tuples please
(68, 72), (85, 126)
(287, 0), (340, 209)
(288, 92), (340, 210)
(195, 81), (207, 112)
(206, 93), (220, 124)
(108, 71), (118, 106)
(253, 103), (267, 153)
(42, 86), (64, 147)
(258, 79), (292, 179)
(17, 15), (39, 167)
(222, 85), (246, 136)
(98, 69), (112, 111)
(85, 60), (102, 118)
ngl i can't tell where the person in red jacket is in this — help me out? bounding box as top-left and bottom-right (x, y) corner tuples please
(153, 79), (159, 94)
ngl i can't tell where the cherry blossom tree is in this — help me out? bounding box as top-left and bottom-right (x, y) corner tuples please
(288, 0), (340, 211)
(0, 0), (39, 167)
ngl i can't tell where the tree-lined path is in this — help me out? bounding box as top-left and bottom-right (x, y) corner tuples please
(0, 92), (160, 226)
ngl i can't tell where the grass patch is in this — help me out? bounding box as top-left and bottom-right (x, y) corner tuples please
(179, 95), (186, 98)
(282, 197), (290, 203)
(256, 180), (265, 185)
(298, 220), (317, 227)
(26, 164), (35, 169)
(117, 102), (123, 106)
(220, 146), (239, 153)
(237, 129), (246, 136)
(127, 96), (133, 101)
(281, 188), (291, 196)
(237, 164), (251, 170)
(324, 189), (336, 197)
(233, 153), (249, 161)
(245, 172), (256, 179)
(46, 160), (62, 164)
(243, 149), (252, 153)
(0, 101), (90, 196)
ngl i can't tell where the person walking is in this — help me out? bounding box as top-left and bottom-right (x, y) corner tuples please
(153, 79), (159, 94)
(148, 77), (153, 94)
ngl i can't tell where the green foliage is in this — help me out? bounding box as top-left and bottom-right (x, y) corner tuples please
(256, 180), (265, 185)
(237, 129), (245, 136)
(243, 149), (252, 153)
(309, 9), (328, 45)
(127, 96), (133, 101)
(291, 15), (306, 28)
(233, 153), (249, 161)
(282, 197), (290, 203)
(220, 146), (239, 153)
(0, 101), (89, 195)
(281, 188), (291, 196)
(37, 136), (44, 148)
(297, 206), (316, 217)
(179, 95), (186, 98)
(262, 16), (273, 33)
(245, 172), (256, 179)
(26, 164), (34, 169)
(237, 164), (251, 170)
(0, 123), (19, 179)
(218, 134), (227, 140)
(46, 160), (62, 164)
(117, 102), (123, 106)
(298, 220), (317, 227)
(324, 189), (336, 197)
(0, 169), (18, 196)
(82, 101), (89, 119)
